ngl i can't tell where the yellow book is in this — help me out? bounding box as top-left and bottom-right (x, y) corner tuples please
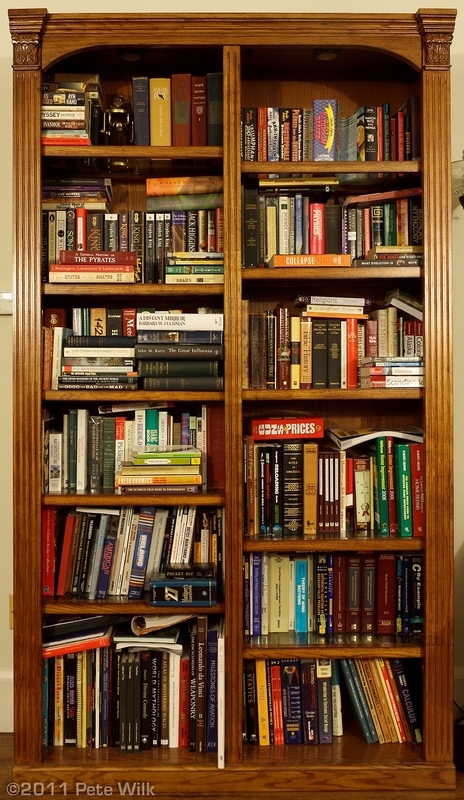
(255, 658), (270, 745)
(149, 77), (172, 146)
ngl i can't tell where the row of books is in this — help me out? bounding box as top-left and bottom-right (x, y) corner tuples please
(42, 503), (224, 601)
(245, 302), (423, 392)
(240, 97), (419, 163)
(43, 207), (224, 284)
(243, 656), (422, 746)
(43, 403), (225, 494)
(243, 425), (424, 538)
(41, 73), (103, 146)
(243, 551), (423, 638)
(43, 615), (225, 762)
(132, 73), (223, 147)
(44, 305), (224, 341)
(44, 310), (225, 392)
(242, 183), (422, 268)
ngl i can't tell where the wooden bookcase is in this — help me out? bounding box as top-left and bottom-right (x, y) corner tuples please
(9, 8), (456, 794)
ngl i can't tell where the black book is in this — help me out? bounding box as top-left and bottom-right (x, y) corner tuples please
(244, 659), (258, 744)
(206, 72), (223, 146)
(63, 652), (78, 746)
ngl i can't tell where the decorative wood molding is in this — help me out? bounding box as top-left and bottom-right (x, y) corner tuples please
(415, 9), (456, 70)
(8, 9), (47, 70)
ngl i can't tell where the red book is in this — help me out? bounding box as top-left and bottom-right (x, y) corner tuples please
(309, 203), (325, 254)
(346, 317), (358, 389)
(59, 250), (137, 265)
(56, 511), (77, 597)
(122, 308), (136, 337)
(43, 308), (67, 327)
(42, 508), (58, 596)
(191, 75), (207, 146)
(42, 626), (114, 658)
(365, 318), (378, 358)
(178, 654), (190, 747)
(409, 442), (424, 537)
(376, 552), (396, 634)
(269, 660), (284, 745)
(205, 403), (225, 490)
(257, 107), (267, 161)
(389, 114), (397, 161)
(171, 73), (191, 146)
(249, 416), (324, 440)
(346, 554), (362, 633)
(333, 553), (347, 633)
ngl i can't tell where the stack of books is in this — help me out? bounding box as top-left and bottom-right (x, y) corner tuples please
(49, 250), (136, 285)
(165, 251), (224, 284)
(41, 72), (103, 146)
(136, 310), (224, 390)
(115, 445), (203, 495)
(58, 334), (138, 390)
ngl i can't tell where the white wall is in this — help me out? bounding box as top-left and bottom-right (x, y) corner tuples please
(0, 0), (463, 730)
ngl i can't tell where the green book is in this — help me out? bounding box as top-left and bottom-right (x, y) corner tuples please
(145, 408), (159, 446)
(394, 442), (412, 537)
(369, 437), (389, 538)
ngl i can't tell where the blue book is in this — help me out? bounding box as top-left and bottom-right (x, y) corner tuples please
(348, 659), (378, 743)
(128, 507), (156, 599)
(132, 76), (150, 146)
(95, 528), (118, 600)
(295, 558), (308, 633)
(149, 576), (217, 606)
(280, 659), (303, 744)
(339, 658), (373, 744)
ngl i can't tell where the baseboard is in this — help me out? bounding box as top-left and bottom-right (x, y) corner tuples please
(0, 670), (13, 731)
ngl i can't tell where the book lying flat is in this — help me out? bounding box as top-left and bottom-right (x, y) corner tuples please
(326, 426), (423, 450)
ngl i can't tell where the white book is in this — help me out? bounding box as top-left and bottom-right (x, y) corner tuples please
(52, 327), (72, 390)
(55, 208), (67, 256)
(76, 408), (89, 491)
(198, 404), (207, 491)
(119, 512), (140, 596)
(109, 506), (133, 595)
(124, 419), (135, 462)
(136, 311), (224, 331)
(158, 410), (169, 447)
(278, 195), (289, 254)
(170, 505), (188, 565)
(217, 618), (225, 769)
(134, 408), (146, 448)
(48, 431), (62, 493)
(180, 506), (197, 565)
(144, 508), (169, 590)
(63, 347), (135, 358)
(168, 651), (181, 748)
